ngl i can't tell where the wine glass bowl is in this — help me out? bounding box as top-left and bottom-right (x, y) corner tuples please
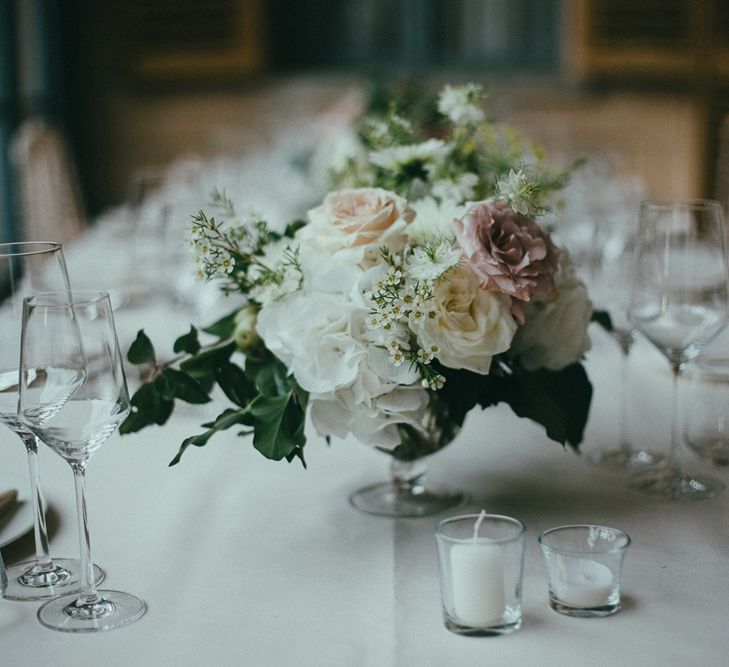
(627, 200), (729, 499)
(19, 290), (145, 631)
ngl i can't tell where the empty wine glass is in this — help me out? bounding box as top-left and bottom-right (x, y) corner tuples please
(19, 290), (146, 632)
(587, 234), (664, 470)
(0, 242), (102, 600)
(627, 200), (729, 499)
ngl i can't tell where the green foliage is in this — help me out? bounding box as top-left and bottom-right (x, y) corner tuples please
(437, 360), (592, 450)
(122, 328), (309, 467)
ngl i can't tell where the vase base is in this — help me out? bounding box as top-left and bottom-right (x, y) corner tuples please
(349, 481), (469, 517)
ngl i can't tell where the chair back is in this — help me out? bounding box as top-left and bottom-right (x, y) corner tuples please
(11, 117), (86, 243)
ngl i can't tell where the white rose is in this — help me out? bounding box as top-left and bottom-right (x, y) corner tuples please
(414, 266), (517, 375)
(298, 187), (414, 263)
(310, 369), (429, 449)
(511, 254), (592, 371)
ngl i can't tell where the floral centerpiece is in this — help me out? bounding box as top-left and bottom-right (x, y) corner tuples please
(122, 83), (593, 516)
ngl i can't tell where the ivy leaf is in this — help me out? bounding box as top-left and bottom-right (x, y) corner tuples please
(504, 363), (592, 449)
(180, 341), (236, 379)
(162, 368), (211, 404)
(216, 362), (256, 407)
(591, 309), (612, 332)
(127, 330), (156, 365)
(202, 310), (238, 338)
(250, 393), (306, 461)
(120, 382), (174, 433)
(173, 326), (201, 355)
(251, 357), (290, 397)
(169, 408), (250, 466)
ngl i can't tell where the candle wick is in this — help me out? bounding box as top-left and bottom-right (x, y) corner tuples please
(473, 509), (487, 541)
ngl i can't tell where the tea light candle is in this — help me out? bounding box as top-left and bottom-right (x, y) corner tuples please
(553, 558), (613, 607)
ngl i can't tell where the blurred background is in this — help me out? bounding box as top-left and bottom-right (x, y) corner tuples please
(1, 0), (729, 242)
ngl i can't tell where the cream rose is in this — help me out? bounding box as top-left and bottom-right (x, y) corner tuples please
(298, 187), (414, 263)
(511, 254), (592, 371)
(414, 266), (517, 375)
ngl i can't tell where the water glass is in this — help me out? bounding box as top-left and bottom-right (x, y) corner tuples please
(435, 513), (526, 636)
(539, 525), (630, 617)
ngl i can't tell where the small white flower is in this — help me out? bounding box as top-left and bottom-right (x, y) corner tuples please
(496, 169), (532, 215)
(407, 197), (465, 244)
(437, 84), (485, 125)
(407, 240), (461, 282)
(369, 139), (448, 173)
(431, 173), (479, 203)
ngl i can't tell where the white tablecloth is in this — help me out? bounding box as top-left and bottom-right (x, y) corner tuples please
(2, 263), (729, 667)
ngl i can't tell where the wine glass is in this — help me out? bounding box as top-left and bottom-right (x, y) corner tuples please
(587, 233), (664, 470)
(0, 241), (102, 600)
(627, 200), (729, 499)
(19, 290), (146, 632)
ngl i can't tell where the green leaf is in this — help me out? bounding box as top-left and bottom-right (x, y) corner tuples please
(591, 309), (612, 332)
(127, 330), (156, 365)
(121, 382), (174, 433)
(251, 357), (290, 397)
(180, 341), (236, 379)
(202, 310), (238, 338)
(216, 362), (256, 407)
(169, 408), (250, 465)
(173, 326), (201, 355)
(505, 363), (592, 449)
(250, 393), (306, 461)
(162, 368), (211, 404)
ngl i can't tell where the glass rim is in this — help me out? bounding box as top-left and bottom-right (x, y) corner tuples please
(24, 289), (111, 308)
(640, 198), (723, 212)
(538, 524), (631, 554)
(0, 241), (63, 258)
(435, 513), (526, 543)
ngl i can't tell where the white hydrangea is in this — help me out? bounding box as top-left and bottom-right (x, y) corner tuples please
(437, 84), (485, 126)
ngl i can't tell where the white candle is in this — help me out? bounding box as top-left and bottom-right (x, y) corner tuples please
(450, 540), (506, 626)
(553, 558), (613, 607)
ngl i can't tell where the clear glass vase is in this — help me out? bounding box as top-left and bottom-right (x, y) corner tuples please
(349, 410), (469, 517)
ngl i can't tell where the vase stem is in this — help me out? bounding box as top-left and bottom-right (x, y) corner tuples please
(390, 459), (427, 495)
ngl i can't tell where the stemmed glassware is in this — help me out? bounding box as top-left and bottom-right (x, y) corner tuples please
(0, 242), (102, 600)
(587, 235), (664, 470)
(627, 200), (729, 499)
(19, 290), (146, 631)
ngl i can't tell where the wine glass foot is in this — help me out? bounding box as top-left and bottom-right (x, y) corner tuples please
(587, 447), (665, 471)
(349, 481), (468, 517)
(37, 590), (147, 633)
(629, 468), (725, 500)
(3, 559), (105, 601)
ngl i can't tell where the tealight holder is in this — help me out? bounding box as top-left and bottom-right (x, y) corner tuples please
(435, 512), (526, 636)
(539, 525), (630, 618)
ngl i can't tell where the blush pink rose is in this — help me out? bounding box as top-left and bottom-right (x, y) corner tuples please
(300, 188), (414, 262)
(453, 200), (560, 323)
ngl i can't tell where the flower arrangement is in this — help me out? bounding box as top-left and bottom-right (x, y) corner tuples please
(122, 83), (593, 468)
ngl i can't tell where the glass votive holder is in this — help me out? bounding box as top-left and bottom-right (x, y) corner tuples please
(539, 525), (630, 618)
(435, 513), (526, 636)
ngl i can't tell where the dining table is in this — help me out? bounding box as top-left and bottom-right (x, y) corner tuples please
(1, 264), (729, 665)
(3, 142), (729, 666)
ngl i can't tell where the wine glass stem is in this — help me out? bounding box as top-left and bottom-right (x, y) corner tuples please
(71, 462), (99, 603)
(22, 434), (53, 570)
(668, 364), (684, 475)
(618, 345), (632, 452)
